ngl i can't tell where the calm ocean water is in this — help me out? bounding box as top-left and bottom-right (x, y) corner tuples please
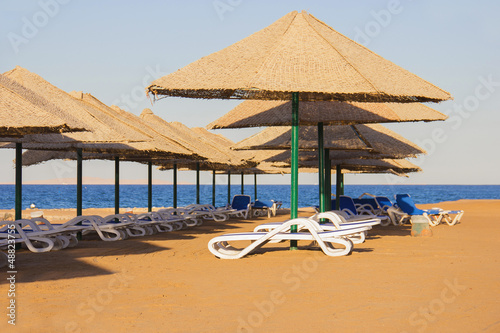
(0, 184), (499, 210)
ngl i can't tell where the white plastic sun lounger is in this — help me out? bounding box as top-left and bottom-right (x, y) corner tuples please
(208, 218), (371, 259)
(41, 215), (139, 241)
(0, 220), (69, 252)
(254, 212), (380, 244)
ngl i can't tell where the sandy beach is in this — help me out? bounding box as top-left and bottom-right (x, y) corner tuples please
(1, 199), (499, 333)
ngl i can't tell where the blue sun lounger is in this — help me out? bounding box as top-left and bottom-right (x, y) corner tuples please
(393, 194), (464, 226)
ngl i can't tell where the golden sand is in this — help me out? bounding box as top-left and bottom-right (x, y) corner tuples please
(1, 200), (499, 332)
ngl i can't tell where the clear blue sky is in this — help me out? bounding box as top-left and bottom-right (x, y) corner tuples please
(1, 0), (499, 185)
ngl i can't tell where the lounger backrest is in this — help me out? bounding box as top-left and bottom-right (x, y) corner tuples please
(253, 199), (273, 208)
(375, 196), (393, 209)
(231, 195), (251, 210)
(353, 198), (378, 210)
(339, 196), (358, 215)
(395, 194), (425, 215)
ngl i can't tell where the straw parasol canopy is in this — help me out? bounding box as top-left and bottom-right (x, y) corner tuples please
(1, 67), (199, 159)
(146, 10), (452, 224)
(232, 124), (425, 158)
(139, 109), (252, 167)
(19, 113), (257, 169)
(0, 73), (88, 136)
(273, 157), (421, 174)
(207, 100), (448, 129)
(147, 11), (451, 103)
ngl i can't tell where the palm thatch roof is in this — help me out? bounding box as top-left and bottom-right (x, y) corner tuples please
(232, 124), (425, 158)
(0, 74), (88, 136)
(20, 116), (257, 168)
(139, 109), (251, 167)
(207, 100), (448, 129)
(147, 10), (451, 103)
(281, 158), (421, 173)
(1, 67), (199, 159)
(3, 67), (137, 144)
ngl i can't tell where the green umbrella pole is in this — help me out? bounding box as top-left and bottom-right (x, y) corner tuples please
(340, 172), (345, 196)
(173, 163), (178, 208)
(336, 165), (343, 210)
(241, 172), (244, 194)
(114, 156), (119, 214)
(254, 172), (257, 200)
(76, 148), (83, 216)
(324, 149), (331, 211)
(318, 122), (325, 213)
(290, 92), (299, 250)
(15, 143), (22, 220)
(196, 162), (200, 204)
(148, 161), (152, 212)
(212, 170), (216, 207)
(227, 170), (231, 204)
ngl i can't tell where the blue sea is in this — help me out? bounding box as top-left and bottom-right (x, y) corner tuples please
(0, 184), (499, 210)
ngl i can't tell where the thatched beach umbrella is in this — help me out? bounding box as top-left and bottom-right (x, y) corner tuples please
(20, 114), (254, 210)
(207, 100), (447, 129)
(235, 124), (425, 209)
(140, 109), (254, 207)
(147, 10), (451, 249)
(3, 67), (200, 215)
(154, 125), (256, 207)
(0, 73), (90, 219)
(233, 124), (425, 158)
(208, 100), (446, 212)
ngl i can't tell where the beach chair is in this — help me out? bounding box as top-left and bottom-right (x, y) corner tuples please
(393, 194), (464, 226)
(226, 195), (252, 219)
(208, 218), (371, 259)
(40, 215), (138, 241)
(254, 211), (380, 244)
(131, 210), (191, 232)
(337, 196), (391, 225)
(251, 200), (279, 218)
(371, 196), (402, 226)
(181, 204), (231, 222)
(156, 208), (203, 227)
(0, 220), (69, 252)
(353, 194), (380, 215)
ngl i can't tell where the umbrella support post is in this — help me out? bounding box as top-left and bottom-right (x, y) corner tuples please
(114, 157), (119, 215)
(318, 122), (325, 217)
(241, 172), (244, 194)
(254, 172), (257, 200)
(227, 170), (231, 205)
(290, 92), (299, 250)
(212, 170), (216, 207)
(336, 165), (343, 210)
(76, 148), (83, 217)
(324, 149), (331, 211)
(148, 161), (152, 212)
(15, 143), (22, 220)
(196, 162), (200, 204)
(173, 163), (178, 208)
(340, 173), (344, 196)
